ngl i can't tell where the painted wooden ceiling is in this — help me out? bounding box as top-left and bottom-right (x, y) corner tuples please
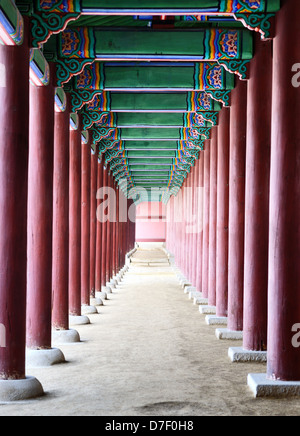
(3, 0), (281, 203)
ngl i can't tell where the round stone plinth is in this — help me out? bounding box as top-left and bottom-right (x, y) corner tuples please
(90, 297), (103, 307)
(81, 305), (97, 315)
(26, 348), (65, 368)
(110, 279), (118, 288)
(96, 291), (107, 300)
(0, 376), (44, 402)
(52, 329), (80, 345)
(69, 315), (90, 326)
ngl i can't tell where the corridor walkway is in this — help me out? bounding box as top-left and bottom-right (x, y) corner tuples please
(1, 247), (300, 416)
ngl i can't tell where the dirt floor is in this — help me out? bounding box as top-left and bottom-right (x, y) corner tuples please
(1, 247), (300, 416)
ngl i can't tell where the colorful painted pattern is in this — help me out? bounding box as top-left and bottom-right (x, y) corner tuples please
(0, 2), (24, 46)
(93, 113), (116, 128)
(55, 88), (67, 113)
(188, 92), (214, 112)
(204, 29), (240, 60)
(220, 0), (265, 13)
(195, 63), (225, 90)
(29, 49), (50, 87)
(76, 63), (104, 90)
(86, 92), (110, 111)
(96, 128), (120, 142)
(184, 113), (209, 128)
(60, 27), (95, 58)
(39, 0), (81, 13)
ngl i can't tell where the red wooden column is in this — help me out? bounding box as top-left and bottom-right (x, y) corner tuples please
(89, 150), (98, 297)
(115, 184), (120, 275)
(201, 140), (210, 299)
(192, 161), (199, 287)
(227, 79), (247, 333)
(26, 63), (65, 365)
(95, 158), (103, 294)
(216, 108), (230, 318)
(266, 0), (300, 382)
(196, 153), (204, 294)
(187, 170), (193, 282)
(81, 135), (92, 310)
(208, 127), (218, 307)
(52, 97), (80, 342)
(243, 36), (272, 352)
(27, 72), (54, 349)
(69, 116), (82, 316)
(112, 180), (117, 277)
(106, 171), (112, 284)
(0, 20), (37, 389)
(101, 166), (108, 287)
(184, 176), (189, 276)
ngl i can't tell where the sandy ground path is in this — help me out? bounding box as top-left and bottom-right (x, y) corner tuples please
(1, 248), (300, 416)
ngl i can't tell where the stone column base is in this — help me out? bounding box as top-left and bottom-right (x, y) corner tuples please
(0, 376), (44, 402)
(248, 373), (300, 398)
(194, 297), (209, 305)
(199, 305), (216, 315)
(90, 297), (103, 307)
(215, 328), (243, 340)
(69, 315), (90, 326)
(81, 305), (98, 315)
(102, 285), (113, 294)
(228, 347), (267, 363)
(52, 329), (80, 345)
(26, 348), (65, 368)
(188, 290), (201, 300)
(205, 315), (228, 326)
(95, 291), (108, 300)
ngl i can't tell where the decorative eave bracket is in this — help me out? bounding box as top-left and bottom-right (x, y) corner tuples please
(30, 11), (80, 48)
(217, 60), (251, 81)
(234, 13), (276, 41)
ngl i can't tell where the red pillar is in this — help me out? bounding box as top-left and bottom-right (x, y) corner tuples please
(89, 150), (98, 297)
(201, 140), (210, 299)
(68, 118), (82, 316)
(0, 22), (29, 380)
(208, 127), (218, 307)
(101, 166), (108, 286)
(192, 161), (199, 286)
(267, 0), (300, 381)
(112, 180), (117, 277)
(106, 171), (112, 283)
(216, 108), (230, 317)
(81, 137), (91, 307)
(26, 69), (55, 350)
(196, 154), (204, 293)
(52, 96), (71, 330)
(95, 158), (103, 293)
(227, 79), (247, 332)
(243, 36), (272, 351)
(115, 185), (120, 274)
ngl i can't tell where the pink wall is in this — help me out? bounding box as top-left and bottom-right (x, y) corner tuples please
(135, 202), (166, 242)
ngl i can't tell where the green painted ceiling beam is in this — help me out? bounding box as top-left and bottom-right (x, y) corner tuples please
(129, 158), (173, 165)
(131, 171), (170, 175)
(120, 128), (182, 140)
(61, 27), (252, 62)
(117, 112), (186, 127)
(130, 165), (173, 170)
(79, 0), (280, 14)
(125, 141), (179, 150)
(127, 150), (177, 158)
(110, 92), (222, 112)
(70, 63), (235, 91)
(104, 65), (195, 90)
(110, 92), (188, 112)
